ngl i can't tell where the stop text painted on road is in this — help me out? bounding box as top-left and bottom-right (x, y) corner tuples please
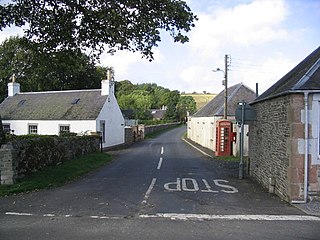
(164, 178), (238, 193)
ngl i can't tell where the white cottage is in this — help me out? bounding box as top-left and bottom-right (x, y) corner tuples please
(0, 79), (125, 149)
(187, 83), (256, 156)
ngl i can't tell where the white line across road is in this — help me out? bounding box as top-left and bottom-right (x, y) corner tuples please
(5, 212), (319, 222)
(139, 213), (320, 221)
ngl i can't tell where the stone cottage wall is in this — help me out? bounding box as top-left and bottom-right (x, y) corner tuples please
(249, 95), (291, 201)
(0, 136), (100, 185)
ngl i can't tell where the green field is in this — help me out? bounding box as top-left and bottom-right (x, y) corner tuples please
(182, 93), (217, 110)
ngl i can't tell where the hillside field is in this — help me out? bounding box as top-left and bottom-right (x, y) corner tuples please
(182, 93), (217, 110)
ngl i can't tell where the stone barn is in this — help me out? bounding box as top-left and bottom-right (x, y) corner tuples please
(249, 46), (320, 203)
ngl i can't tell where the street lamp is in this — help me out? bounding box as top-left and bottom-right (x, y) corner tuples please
(212, 64), (228, 119)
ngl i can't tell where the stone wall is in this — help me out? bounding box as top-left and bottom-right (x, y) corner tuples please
(124, 125), (144, 145)
(249, 95), (292, 201)
(124, 123), (180, 145)
(144, 123), (180, 136)
(0, 136), (100, 185)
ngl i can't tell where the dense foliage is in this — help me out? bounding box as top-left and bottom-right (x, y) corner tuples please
(0, 36), (106, 101)
(116, 80), (196, 121)
(0, 0), (197, 61)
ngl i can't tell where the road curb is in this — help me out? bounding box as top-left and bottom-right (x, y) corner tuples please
(182, 137), (214, 159)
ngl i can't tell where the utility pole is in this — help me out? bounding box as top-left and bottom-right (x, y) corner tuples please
(223, 54), (228, 119)
(213, 54), (231, 120)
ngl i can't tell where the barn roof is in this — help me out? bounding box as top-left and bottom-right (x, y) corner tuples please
(192, 83), (256, 117)
(0, 90), (107, 120)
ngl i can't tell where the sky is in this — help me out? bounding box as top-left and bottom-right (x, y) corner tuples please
(1, 0), (320, 95)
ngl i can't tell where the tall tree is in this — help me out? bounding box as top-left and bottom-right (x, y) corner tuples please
(0, 0), (197, 61)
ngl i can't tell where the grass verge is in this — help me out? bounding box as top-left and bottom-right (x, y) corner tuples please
(0, 152), (112, 197)
(214, 155), (244, 162)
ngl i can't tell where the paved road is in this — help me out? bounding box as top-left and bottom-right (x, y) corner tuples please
(0, 126), (319, 239)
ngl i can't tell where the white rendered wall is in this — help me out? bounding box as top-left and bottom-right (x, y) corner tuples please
(97, 93), (125, 148)
(1, 120), (96, 135)
(187, 117), (216, 151)
(309, 93), (320, 165)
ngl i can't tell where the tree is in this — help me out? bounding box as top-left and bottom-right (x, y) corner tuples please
(0, 0), (197, 61)
(164, 90), (180, 120)
(0, 36), (106, 101)
(176, 96), (196, 122)
(118, 89), (153, 120)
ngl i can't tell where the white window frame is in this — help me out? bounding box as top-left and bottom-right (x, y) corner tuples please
(28, 124), (38, 134)
(59, 124), (70, 134)
(2, 124), (10, 133)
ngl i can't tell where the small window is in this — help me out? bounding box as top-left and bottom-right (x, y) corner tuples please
(28, 124), (38, 134)
(59, 125), (70, 134)
(18, 100), (26, 106)
(2, 124), (10, 133)
(71, 98), (80, 104)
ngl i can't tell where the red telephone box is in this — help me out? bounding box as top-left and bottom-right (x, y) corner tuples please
(215, 120), (233, 156)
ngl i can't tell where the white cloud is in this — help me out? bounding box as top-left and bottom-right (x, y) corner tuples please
(229, 54), (297, 94)
(100, 48), (164, 80)
(189, 0), (289, 56)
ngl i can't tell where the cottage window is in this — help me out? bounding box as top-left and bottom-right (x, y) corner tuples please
(59, 125), (70, 134)
(2, 124), (10, 133)
(28, 124), (38, 134)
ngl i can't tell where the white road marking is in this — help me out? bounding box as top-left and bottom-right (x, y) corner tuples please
(213, 179), (239, 193)
(181, 178), (199, 192)
(163, 178), (238, 193)
(201, 179), (218, 193)
(164, 178), (181, 192)
(142, 178), (157, 204)
(139, 213), (320, 221)
(157, 157), (163, 170)
(161, 147), (164, 155)
(5, 212), (33, 216)
(43, 214), (55, 217)
(4, 212), (319, 222)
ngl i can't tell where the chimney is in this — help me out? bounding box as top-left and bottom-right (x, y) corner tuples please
(8, 82), (20, 97)
(101, 68), (115, 96)
(101, 80), (114, 96)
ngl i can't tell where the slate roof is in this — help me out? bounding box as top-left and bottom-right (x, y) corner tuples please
(0, 90), (108, 120)
(253, 46), (320, 103)
(151, 109), (166, 119)
(192, 83), (256, 117)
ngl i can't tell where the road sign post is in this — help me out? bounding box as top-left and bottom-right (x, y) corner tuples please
(235, 101), (256, 180)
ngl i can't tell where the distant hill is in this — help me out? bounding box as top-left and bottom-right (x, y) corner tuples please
(182, 93), (217, 110)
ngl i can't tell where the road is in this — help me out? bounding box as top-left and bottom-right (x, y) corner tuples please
(0, 126), (319, 239)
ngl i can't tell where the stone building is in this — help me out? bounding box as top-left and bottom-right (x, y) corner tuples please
(249, 46), (320, 202)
